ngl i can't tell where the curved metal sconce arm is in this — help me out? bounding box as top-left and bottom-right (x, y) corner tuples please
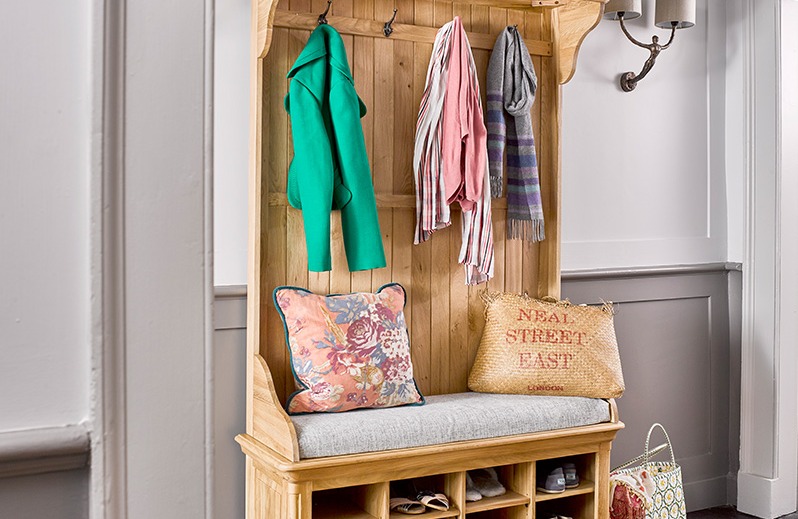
(616, 13), (677, 92)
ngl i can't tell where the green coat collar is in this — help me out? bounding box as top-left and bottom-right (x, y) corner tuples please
(284, 24), (366, 116)
(287, 24), (353, 82)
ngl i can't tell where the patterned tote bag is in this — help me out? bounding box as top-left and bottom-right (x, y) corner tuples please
(610, 423), (686, 519)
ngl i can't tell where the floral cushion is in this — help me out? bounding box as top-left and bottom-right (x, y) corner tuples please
(274, 283), (425, 414)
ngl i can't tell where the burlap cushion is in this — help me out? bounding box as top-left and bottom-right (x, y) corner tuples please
(468, 292), (624, 398)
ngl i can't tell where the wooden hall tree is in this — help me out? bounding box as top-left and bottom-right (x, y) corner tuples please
(238, 0), (622, 517)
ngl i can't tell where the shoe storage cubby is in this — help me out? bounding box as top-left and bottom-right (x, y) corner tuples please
(534, 453), (598, 519)
(312, 483), (390, 519)
(242, 436), (617, 518)
(389, 473), (462, 519)
(465, 463), (532, 518)
(305, 453), (604, 518)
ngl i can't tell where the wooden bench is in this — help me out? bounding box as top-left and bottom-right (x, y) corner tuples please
(236, 0), (623, 517)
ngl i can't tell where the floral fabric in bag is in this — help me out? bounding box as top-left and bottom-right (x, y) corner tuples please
(610, 424), (686, 519)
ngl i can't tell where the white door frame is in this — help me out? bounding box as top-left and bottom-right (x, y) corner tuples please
(90, 0), (215, 517)
(736, 0), (798, 517)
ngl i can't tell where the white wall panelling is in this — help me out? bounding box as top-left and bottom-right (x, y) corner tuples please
(214, 0), (251, 287)
(562, 0), (729, 271)
(724, 2), (745, 264)
(0, 0), (92, 432)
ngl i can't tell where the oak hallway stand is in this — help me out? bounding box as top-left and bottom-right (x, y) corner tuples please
(236, 0), (624, 517)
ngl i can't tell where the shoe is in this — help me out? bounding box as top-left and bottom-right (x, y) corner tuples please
(465, 473), (483, 502)
(389, 498), (425, 515)
(563, 462), (579, 488)
(537, 467), (566, 494)
(469, 467), (506, 498)
(415, 490), (449, 511)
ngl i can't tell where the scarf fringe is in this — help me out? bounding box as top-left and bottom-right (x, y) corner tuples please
(507, 218), (545, 242)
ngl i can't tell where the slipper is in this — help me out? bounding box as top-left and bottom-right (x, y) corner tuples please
(537, 467), (566, 494)
(469, 467), (506, 498)
(465, 473), (483, 502)
(415, 490), (450, 511)
(389, 497), (425, 515)
(563, 462), (579, 488)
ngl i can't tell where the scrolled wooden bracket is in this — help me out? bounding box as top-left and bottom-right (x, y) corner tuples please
(252, 354), (300, 462)
(254, 0), (282, 60)
(556, 0), (607, 84)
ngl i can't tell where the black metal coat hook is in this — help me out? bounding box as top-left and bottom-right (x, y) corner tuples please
(318, 0), (332, 25)
(383, 8), (398, 37)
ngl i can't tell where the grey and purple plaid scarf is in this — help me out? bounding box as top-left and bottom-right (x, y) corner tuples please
(486, 26), (545, 242)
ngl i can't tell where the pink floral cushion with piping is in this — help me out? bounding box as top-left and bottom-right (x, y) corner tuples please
(274, 283), (425, 414)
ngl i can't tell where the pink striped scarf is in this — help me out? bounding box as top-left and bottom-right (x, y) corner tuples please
(413, 17), (494, 285)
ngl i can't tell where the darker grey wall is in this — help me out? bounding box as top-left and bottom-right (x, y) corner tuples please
(214, 288), (248, 519)
(562, 264), (742, 511)
(0, 469), (88, 519)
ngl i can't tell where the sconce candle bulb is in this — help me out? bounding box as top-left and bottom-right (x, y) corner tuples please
(603, 0), (696, 92)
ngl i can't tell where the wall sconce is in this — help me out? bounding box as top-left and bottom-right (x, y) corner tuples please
(604, 0), (696, 92)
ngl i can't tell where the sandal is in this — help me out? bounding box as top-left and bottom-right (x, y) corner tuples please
(415, 490), (450, 511)
(389, 497), (425, 515)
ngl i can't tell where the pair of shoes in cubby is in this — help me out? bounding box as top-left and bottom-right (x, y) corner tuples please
(538, 463), (579, 494)
(465, 467), (506, 502)
(389, 481), (450, 515)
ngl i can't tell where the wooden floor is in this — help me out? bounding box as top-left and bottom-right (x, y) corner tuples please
(689, 506), (798, 519)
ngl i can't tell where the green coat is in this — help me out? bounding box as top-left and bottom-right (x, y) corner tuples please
(285, 24), (386, 272)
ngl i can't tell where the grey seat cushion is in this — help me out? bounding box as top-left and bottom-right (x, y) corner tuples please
(291, 392), (611, 459)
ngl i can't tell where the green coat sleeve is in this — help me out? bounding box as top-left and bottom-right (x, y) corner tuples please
(286, 81), (338, 272)
(329, 80), (387, 271)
